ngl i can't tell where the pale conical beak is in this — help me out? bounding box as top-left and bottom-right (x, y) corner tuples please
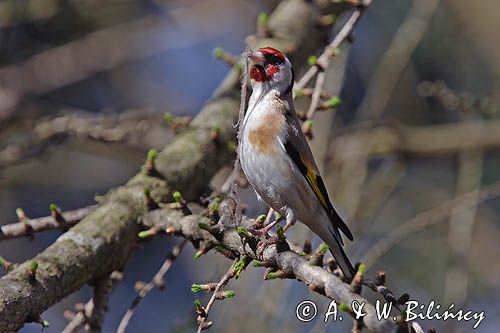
(248, 51), (264, 66)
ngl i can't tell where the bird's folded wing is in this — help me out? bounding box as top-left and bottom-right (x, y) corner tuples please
(283, 109), (353, 243)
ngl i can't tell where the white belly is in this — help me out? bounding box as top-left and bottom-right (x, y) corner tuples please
(240, 128), (316, 222)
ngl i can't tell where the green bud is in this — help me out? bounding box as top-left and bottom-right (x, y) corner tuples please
(357, 263), (366, 276)
(211, 125), (220, 135)
(191, 284), (204, 292)
(265, 271), (281, 280)
(144, 188), (151, 197)
(208, 203), (219, 214)
(42, 320), (50, 328)
(193, 251), (202, 260)
(16, 208), (27, 221)
(258, 12), (269, 26)
(293, 89), (305, 97)
(324, 96), (342, 109)
(233, 258), (247, 278)
(255, 214), (266, 224)
(253, 261), (265, 267)
(172, 191), (182, 203)
(236, 226), (250, 238)
(30, 261), (38, 272)
(194, 299), (202, 307)
(214, 245), (226, 253)
(319, 243), (329, 254)
(147, 148), (157, 161)
(163, 113), (174, 123)
(222, 290), (235, 298)
(198, 223), (210, 231)
(304, 119), (313, 129)
(227, 141), (237, 152)
(212, 47), (225, 59)
(308, 55), (318, 66)
(138, 230), (153, 239)
(274, 212), (282, 220)
(330, 47), (341, 57)
(49, 203), (58, 213)
(338, 303), (351, 312)
(276, 224), (286, 239)
(323, 14), (336, 26)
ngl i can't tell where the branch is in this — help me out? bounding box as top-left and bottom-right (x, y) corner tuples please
(142, 208), (399, 333)
(1, 206), (95, 241)
(295, 0), (372, 91)
(0, 1), (338, 330)
(117, 240), (187, 333)
(0, 110), (172, 169)
(62, 271), (123, 333)
(196, 259), (238, 332)
(330, 119), (500, 162)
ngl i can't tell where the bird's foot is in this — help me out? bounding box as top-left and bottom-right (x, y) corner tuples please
(249, 226), (271, 237)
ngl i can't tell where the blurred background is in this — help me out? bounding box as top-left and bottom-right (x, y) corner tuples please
(0, 0), (499, 332)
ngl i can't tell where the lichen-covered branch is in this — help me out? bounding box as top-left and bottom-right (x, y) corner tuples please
(142, 207), (399, 333)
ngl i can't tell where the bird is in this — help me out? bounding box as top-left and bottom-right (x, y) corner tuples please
(239, 46), (355, 279)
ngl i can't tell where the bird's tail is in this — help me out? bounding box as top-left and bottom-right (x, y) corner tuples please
(305, 212), (356, 280)
(326, 226), (355, 280)
(306, 216), (355, 279)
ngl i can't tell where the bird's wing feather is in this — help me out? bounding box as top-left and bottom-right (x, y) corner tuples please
(282, 101), (353, 243)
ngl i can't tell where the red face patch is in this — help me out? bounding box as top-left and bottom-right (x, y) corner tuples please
(257, 47), (286, 62)
(250, 65), (266, 82)
(250, 47), (286, 82)
(265, 64), (280, 79)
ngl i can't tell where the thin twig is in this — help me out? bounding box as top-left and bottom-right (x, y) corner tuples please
(62, 271), (123, 333)
(295, 4), (368, 91)
(263, 208), (275, 226)
(197, 259), (238, 333)
(1, 206), (96, 241)
(88, 276), (114, 333)
(226, 52), (250, 226)
(305, 71), (327, 119)
(297, 2), (373, 120)
(117, 240), (187, 333)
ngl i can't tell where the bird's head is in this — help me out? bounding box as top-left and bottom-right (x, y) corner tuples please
(247, 47), (294, 95)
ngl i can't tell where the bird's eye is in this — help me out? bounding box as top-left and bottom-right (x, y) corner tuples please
(265, 54), (284, 65)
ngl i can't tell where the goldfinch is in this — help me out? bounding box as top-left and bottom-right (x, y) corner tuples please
(239, 47), (355, 279)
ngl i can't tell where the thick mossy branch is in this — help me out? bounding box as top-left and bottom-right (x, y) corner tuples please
(0, 1), (336, 331)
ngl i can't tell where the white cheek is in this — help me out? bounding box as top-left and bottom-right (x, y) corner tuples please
(271, 68), (291, 92)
